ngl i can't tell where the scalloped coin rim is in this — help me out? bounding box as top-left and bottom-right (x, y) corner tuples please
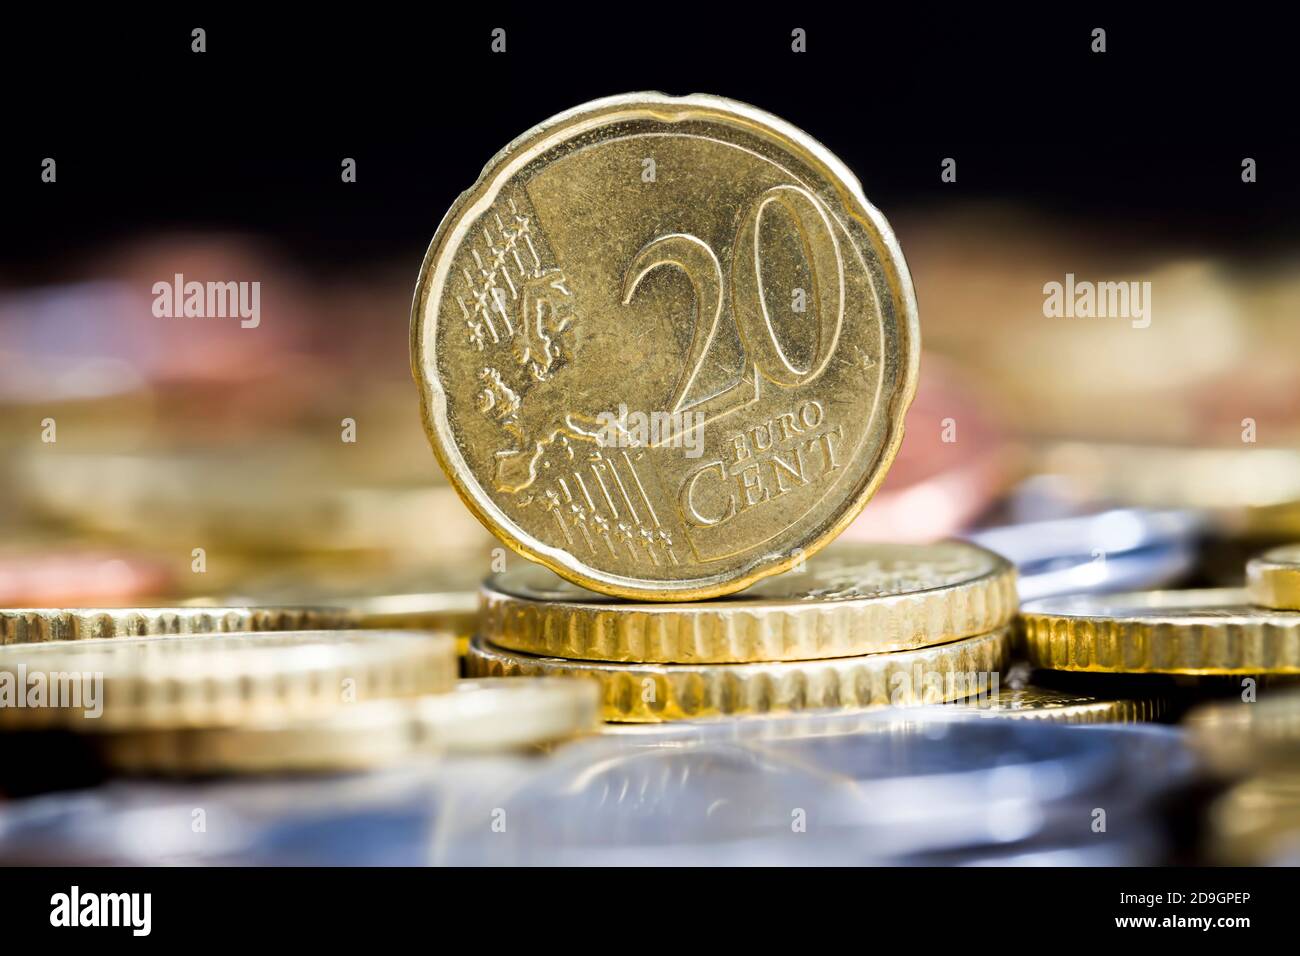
(410, 92), (921, 601)
(1020, 587), (1300, 675)
(479, 540), (1017, 663)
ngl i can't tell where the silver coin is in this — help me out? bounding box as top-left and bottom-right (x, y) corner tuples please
(966, 508), (1201, 600)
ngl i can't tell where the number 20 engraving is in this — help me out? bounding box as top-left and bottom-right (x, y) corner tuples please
(620, 183), (846, 436)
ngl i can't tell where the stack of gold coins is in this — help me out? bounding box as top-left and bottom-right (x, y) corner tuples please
(411, 94), (1008, 723)
(407, 93), (1180, 728)
(467, 540), (1017, 723)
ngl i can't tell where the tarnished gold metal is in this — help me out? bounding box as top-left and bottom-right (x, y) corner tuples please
(466, 629), (1010, 722)
(1021, 588), (1300, 675)
(413, 93), (920, 600)
(1248, 544), (1300, 611)
(481, 540), (1015, 663)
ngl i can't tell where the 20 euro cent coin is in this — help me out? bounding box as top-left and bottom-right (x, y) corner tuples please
(412, 93), (920, 599)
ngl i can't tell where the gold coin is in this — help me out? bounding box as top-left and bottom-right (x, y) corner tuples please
(412, 93), (921, 601)
(97, 678), (600, 775)
(0, 630), (457, 731)
(482, 540), (1015, 663)
(1021, 588), (1300, 675)
(949, 684), (1164, 724)
(0, 606), (356, 645)
(465, 629), (1010, 722)
(1248, 544), (1300, 610)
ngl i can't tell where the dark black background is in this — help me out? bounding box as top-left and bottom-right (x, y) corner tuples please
(0, 865), (1272, 940)
(2, 8), (1297, 279)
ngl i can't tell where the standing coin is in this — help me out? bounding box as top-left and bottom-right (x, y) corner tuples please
(1247, 544), (1300, 610)
(412, 93), (920, 600)
(481, 540), (1015, 663)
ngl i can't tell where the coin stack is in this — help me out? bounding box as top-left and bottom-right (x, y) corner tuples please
(1020, 544), (1300, 680)
(410, 93), (1182, 728)
(1011, 541), (1300, 861)
(467, 540), (1019, 722)
(0, 608), (599, 779)
(413, 94), (999, 722)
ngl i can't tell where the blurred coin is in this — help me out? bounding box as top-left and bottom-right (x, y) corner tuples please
(907, 216), (1256, 442)
(1205, 771), (1300, 865)
(1013, 541), (1196, 600)
(98, 678), (600, 775)
(1185, 686), (1300, 775)
(966, 508), (1200, 601)
(0, 605), (355, 644)
(969, 508), (1200, 567)
(1030, 666), (1300, 724)
(1021, 588), (1300, 674)
(412, 92), (920, 600)
(0, 630), (457, 731)
(466, 628), (1011, 722)
(0, 769), (456, 865)
(949, 684), (1165, 723)
(1247, 544), (1300, 610)
(936, 835), (1167, 867)
(418, 678), (600, 752)
(436, 714), (1177, 865)
(15, 451), (493, 558)
(1015, 545), (1197, 602)
(1036, 441), (1300, 536)
(483, 540), (1015, 664)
